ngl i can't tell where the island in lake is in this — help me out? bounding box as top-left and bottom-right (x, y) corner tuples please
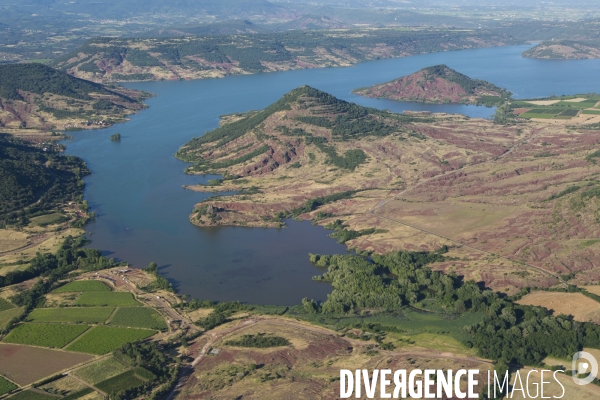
(353, 64), (510, 105)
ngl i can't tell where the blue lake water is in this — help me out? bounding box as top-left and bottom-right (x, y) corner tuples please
(63, 44), (600, 305)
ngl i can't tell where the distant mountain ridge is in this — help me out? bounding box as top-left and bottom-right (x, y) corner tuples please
(50, 30), (519, 84)
(353, 64), (510, 105)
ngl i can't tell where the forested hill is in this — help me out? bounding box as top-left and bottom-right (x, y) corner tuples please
(0, 134), (89, 227)
(51, 29), (520, 83)
(177, 84), (416, 175)
(0, 63), (113, 100)
(0, 63), (148, 131)
(353, 64), (510, 105)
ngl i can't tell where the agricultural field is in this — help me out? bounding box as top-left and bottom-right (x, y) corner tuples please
(54, 280), (111, 293)
(584, 285), (600, 296)
(66, 326), (156, 355)
(43, 292), (82, 307)
(27, 307), (114, 324)
(513, 95), (600, 120)
(3, 323), (89, 348)
(75, 292), (140, 307)
(0, 307), (23, 331)
(108, 307), (167, 330)
(6, 390), (57, 399)
(38, 375), (87, 396)
(0, 376), (17, 396)
(517, 291), (600, 323)
(95, 370), (146, 395)
(29, 213), (68, 227)
(0, 298), (13, 312)
(0, 343), (93, 385)
(73, 357), (130, 386)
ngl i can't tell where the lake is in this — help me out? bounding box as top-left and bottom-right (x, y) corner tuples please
(63, 44), (600, 305)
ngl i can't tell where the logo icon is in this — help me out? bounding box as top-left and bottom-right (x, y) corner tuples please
(572, 351), (598, 385)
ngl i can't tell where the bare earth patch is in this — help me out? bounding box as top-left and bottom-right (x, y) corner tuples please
(0, 343), (93, 385)
(517, 292), (600, 323)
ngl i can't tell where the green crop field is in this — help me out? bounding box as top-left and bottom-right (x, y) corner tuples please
(559, 109), (579, 116)
(73, 357), (130, 385)
(3, 323), (89, 348)
(54, 280), (111, 293)
(75, 292), (140, 307)
(61, 388), (94, 400)
(28, 307), (114, 324)
(95, 370), (145, 394)
(109, 307), (167, 330)
(66, 326), (155, 355)
(514, 95), (600, 120)
(5, 389), (57, 399)
(0, 376), (17, 396)
(298, 310), (484, 343)
(0, 298), (13, 312)
(0, 307), (24, 330)
(582, 110), (600, 115)
(29, 213), (67, 227)
(520, 112), (555, 119)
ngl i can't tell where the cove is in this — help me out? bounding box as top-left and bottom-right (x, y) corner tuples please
(63, 44), (600, 305)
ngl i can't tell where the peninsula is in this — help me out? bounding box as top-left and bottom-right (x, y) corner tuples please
(179, 86), (600, 294)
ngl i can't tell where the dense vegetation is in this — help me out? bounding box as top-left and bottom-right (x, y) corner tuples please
(0, 236), (118, 289)
(0, 135), (90, 227)
(225, 333), (290, 348)
(0, 63), (115, 101)
(143, 262), (175, 293)
(112, 342), (180, 400)
(303, 249), (600, 366)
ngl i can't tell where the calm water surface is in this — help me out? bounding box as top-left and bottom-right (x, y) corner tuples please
(64, 44), (600, 305)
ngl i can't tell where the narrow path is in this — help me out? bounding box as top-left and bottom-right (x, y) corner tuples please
(0, 233), (48, 256)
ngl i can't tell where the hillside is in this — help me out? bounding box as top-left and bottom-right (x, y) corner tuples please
(0, 134), (89, 227)
(178, 86), (600, 293)
(353, 64), (510, 105)
(0, 63), (149, 133)
(523, 40), (600, 59)
(51, 29), (519, 83)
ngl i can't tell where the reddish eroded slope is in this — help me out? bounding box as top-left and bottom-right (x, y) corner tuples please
(354, 64), (508, 104)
